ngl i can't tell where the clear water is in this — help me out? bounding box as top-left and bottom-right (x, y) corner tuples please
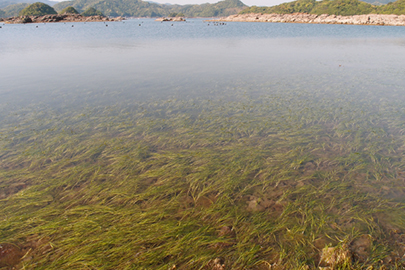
(3, 18), (405, 269)
(1, 18), (405, 108)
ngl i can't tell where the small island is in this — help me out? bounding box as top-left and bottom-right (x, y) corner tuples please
(0, 2), (122, 24)
(0, 14), (123, 24)
(213, 0), (405, 26)
(155, 17), (186, 21)
(213, 12), (405, 26)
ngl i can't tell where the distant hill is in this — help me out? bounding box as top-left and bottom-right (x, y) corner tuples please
(240, 0), (405, 16)
(0, 0), (57, 9)
(360, 0), (392, 5)
(378, 0), (405, 13)
(53, 0), (246, 17)
(0, 2), (28, 16)
(240, 0), (376, 15)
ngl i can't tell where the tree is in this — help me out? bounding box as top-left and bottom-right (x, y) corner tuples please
(59, 6), (79, 14)
(19, 2), (57, 16)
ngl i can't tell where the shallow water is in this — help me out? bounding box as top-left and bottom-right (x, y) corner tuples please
(1, 19), (405, 269)
(1, 19), (405, 107)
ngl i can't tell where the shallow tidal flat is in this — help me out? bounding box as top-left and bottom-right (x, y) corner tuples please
(217, 13), (405, 26)
(2, 19), (405, 269)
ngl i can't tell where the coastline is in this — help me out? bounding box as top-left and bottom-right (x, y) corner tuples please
(212, 13), (405, 26)
(0, 14), (123, 24)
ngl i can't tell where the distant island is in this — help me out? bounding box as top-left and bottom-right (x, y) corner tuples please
(241, 0), (405, 16)
(214, 13), (405, 26)
(0, 2), (121, 23)
(212, 0), (405, 26)
(0, 13), (122, 23)
(2, 0), (405, 22)
(0, 0), (247, 18)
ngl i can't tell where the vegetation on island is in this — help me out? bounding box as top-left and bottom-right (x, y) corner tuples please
(0, 0), (245, 18)
(240, 0), (405, 16)
(59, 6), (79, 14)
(53, 0), (246, 17)
(18, 2), (56, 16)
(2, 0), (405, 19)
(378, 0), (405, 14)
(81, 6), (103, 16)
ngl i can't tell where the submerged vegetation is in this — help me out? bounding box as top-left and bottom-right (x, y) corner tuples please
(1, 77), (405, 269)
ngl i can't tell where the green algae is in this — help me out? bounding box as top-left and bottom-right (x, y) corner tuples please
(1, 83), (405, 269)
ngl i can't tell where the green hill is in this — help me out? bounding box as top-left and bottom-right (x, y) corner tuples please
(240, 0), (405, 16)
(311, 0), (376, 15)
(19, 2), (57, 16)
(53, 0), (246, 17)
(0, 0), (56, 9)
(0, 3), (29, 17)
(378, 0), (405, 14)
(0, 9), (5, 17)
(81, 6), (103, 15)
(59, 6), (79, 13)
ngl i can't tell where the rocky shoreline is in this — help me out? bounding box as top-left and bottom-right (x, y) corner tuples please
(0, 14), (123, 24)
(213, 13), (405, 26)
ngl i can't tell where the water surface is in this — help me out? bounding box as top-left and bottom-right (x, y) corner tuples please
(1, 19), (405, 269)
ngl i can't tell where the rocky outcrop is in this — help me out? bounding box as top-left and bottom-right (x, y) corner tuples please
(1, 14), (123, 24)
(155, 17), (186, 22)
(214, 13), (405, 26)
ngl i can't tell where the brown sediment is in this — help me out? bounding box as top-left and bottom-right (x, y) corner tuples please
(212, 12), (405, 26)
(0, 243), (24, 268)
(0, 14), (123, 24)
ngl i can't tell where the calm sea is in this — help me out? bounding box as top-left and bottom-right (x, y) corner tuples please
(1, 18), (405, 108)
(3, 17), (405, 269)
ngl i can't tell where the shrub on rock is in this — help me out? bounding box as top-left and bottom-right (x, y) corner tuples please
(59, 6), (79, 14)
(81, 7), (103, 16)
(19, 2), (57, 16)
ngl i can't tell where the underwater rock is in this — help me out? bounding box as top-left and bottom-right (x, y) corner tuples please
(207, 257), (225, 270)
(218, 226), (235, 237)
(247, 195), (265, 211)
(319, 245), (351, 268)
(350, 235), (372, 262)
(246, 195), (284, 214)
(0, 243), (23, 268)
(0, 182), (27, 199)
